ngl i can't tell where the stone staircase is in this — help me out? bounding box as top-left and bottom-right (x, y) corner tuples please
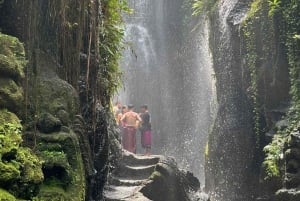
(104, 152), (162, 201)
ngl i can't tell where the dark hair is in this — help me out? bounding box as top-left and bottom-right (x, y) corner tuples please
(141, 104), (148, 110)
(122, 105), (127, 109)
(128, 104), (134, 109)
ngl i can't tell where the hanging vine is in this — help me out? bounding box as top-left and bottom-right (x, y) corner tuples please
(98, 0), (132, 106)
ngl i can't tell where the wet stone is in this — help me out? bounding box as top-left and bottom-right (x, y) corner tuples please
(275, 189), (300, 201)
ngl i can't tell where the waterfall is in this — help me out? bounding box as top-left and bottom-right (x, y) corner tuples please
(118, 0), (216, 185)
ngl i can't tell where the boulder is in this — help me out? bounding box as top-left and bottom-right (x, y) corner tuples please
(141, 157), (201, 201)
(104, 152), (209, 201)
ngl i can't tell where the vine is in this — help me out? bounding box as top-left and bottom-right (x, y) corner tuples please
(241, 0), (263, 147)
(281, 0), (300, 125)
(98, 0), (132, 104)
(262, 6), (300, 182)
(241, 0), (286, 180)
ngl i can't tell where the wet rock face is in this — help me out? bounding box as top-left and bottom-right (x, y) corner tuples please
(207, 0), (291, 200)
(206, 0), (257, 200)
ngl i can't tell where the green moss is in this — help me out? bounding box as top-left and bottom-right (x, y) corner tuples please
(0, 33), (25, 58)
(38, 150), (70, 169)
(33, 185), (68, 201)
(0, 54), (25, 80)
(0, 78), (23, 111)
(0, 188), (17, 201)
(0, 162), (20, 181)
(17, 147), (44, 183)
(0, 118), (22, 155)
(0, 32), (26, 80)
(149, 171), (162, 180)
(0, 109), (20, 125)
(34, 131), (85, 201)
(0, 116), (43, 199)
(37, 143), (62, 152)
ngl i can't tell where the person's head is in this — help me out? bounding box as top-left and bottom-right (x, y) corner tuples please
(128, 104), (134, 111)
(140, 104), (148, 113)
(122, 105), (127, 114)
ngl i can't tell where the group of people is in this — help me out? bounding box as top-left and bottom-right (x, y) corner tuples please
(113, 102), (152, 156)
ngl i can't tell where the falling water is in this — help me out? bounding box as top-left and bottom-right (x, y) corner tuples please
(118, 0), (216, 184)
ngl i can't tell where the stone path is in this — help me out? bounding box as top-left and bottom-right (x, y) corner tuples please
(104, 152), (162, 201)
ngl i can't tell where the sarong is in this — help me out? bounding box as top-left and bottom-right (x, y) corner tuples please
(122, 126), (136, 153)
(141, 130), (151, 148)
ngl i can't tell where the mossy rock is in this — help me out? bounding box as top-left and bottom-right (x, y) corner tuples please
(0, 112), (23, 155)
(0, 32), (26, 81)
(33, 131), (85, 201)
(38, 150), (70, 170)
(0, 162), (20, 181)
(33, 77), (79, 125)
(0, 78), (23, 112)
(0, 188), (16, 201)
(34, 186), (68, 201)
(37, 113), (62, 134)
(0, 33), (25, 58)
(16, 147), (44, 183)
(0, 54), (25, 80)
(0, 109), (20, 126)
(0, 113), (43, 199)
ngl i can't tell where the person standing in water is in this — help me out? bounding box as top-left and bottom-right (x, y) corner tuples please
(139, 105), (152, 156)
(121, 104), (141, 153)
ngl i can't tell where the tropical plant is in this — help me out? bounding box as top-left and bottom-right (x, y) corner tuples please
(98, 0), (133, 102)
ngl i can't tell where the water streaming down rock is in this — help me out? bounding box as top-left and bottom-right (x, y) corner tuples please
(118, 0), (216, 184)
(205, 0), (257, 200)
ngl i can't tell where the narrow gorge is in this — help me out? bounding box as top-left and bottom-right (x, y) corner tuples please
(0, 0), (299, 201)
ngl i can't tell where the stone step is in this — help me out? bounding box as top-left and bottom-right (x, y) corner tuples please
(122, 153), (161, 167)
(104, 185), (142, 201)
(115, 164), (156, 180)
(104, 153), (163, 201)
(109, 176), (148, 187)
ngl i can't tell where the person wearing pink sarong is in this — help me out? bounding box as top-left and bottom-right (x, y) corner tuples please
(139, 105), (152, 156)
(121, 104), (141, 153)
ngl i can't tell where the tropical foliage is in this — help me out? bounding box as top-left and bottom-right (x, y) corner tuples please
(98, 0), (132, 100)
